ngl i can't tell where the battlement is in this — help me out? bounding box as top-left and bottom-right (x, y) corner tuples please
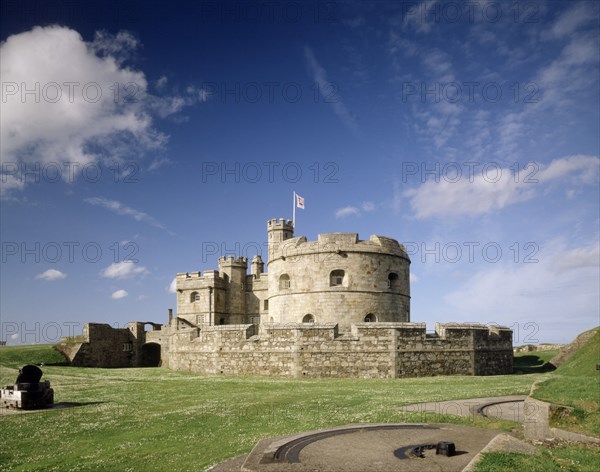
(267, 218), (294, 230)
(176, 270), (222, 280)
(272, 232), (409, 259)
(218, 256), (248, 267)
(163, 321), (513, 378)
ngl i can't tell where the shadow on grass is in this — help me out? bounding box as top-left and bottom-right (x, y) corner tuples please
(513, 355), (557, 374)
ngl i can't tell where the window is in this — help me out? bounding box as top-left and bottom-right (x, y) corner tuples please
(364, 313), (377, 322)
(330, 270), (345, 286)
(123, 342), (133, 352)
(263, 300), (269, 311)
(190, 291), (200, 302)
(219, 317), (226, 325)
(302, 314), (315, 323)
(388, 273), (399, 289)
(279, 274), (291, 290)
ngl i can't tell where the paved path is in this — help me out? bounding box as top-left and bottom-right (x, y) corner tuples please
(398, 396), (527, 423)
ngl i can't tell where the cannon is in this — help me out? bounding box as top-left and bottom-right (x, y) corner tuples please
(0, 365), (54, 410)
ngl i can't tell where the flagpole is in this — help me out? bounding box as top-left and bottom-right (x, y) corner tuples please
(292, 191), (296, 228)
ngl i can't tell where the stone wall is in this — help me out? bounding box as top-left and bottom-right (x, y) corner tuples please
(163, 322), (513, 378)
(267, 230), (411, 331)
(57, 322), (163, 368)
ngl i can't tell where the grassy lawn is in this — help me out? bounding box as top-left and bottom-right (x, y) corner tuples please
(1, 342), (598, 471)
(513, 349), (559, 374)
(475, 445), (600, 471)
(0, 344), (536, 471)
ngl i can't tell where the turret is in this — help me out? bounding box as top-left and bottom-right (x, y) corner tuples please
(218, 256), (248, 283)
(267, 218), (294, 262)
(251, 255), (264, 276)
(218, 256), (247, 323)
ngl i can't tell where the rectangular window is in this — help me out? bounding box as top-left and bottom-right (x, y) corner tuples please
(123, 342), (133, 352)
(264, 300), (269, 311)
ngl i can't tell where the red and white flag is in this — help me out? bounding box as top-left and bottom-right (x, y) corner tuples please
(296, 194), (305, 209)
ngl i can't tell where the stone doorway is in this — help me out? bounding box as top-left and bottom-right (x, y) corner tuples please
(141, 343), (161, 367)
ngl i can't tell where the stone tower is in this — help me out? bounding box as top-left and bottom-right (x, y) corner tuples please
(218, 256), (247, 324)
(267, 218), (294, 263)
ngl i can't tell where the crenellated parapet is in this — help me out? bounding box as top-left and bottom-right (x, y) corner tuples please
(162, 322), (513, 378)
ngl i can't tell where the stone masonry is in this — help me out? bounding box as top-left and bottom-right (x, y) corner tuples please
(57, 218), (513, 377)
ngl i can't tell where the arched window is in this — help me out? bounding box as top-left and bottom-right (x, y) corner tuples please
(279, 274), (291, 290)
(388, 273), (399, 289)
(302, 314), (315, 323)
(190, 291), (200, 302)
(330, 270), (345, 287)
(364, 313), (377, 322)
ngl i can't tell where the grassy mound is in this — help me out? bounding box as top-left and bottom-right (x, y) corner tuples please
(532, 328), (600, 437)
(0, 344), (68, 370)
(513, 350), (558, 374)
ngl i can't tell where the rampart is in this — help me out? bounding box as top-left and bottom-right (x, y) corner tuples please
(163, 322), (513, 378)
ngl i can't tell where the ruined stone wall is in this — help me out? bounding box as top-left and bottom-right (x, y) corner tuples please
(164, 322), (513, 378)
(56, 323), (137, 367)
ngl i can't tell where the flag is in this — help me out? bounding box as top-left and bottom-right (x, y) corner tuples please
(296, 194), (305, 209)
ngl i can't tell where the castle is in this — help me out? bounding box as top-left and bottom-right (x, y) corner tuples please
(57, 219), (513, 378)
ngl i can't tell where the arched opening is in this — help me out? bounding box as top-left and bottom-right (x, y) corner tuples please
(302, 314), (315, 323)
(190, 291), (200, 302)
(388, 273), (399, 289)
(141, 343), (161, 367)
(364, 313), (377, 322)
(330, 270), (345, 287)
(279, 274), (291, 290)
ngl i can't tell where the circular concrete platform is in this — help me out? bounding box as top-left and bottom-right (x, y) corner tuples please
(208, 423), (525, 472)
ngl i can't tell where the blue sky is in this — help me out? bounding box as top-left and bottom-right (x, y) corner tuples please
(1, 0), (598, 345)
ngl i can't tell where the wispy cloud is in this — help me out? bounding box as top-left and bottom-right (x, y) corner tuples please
(84, 197), (169, 232)
(403, 0), (440, 34)
(402, 155), (599, 219)
(101, 262), (148, 279)
(443, 239), (600, 342)
(304, 45), (359, 134)
(335, 201), (375, 218)
(168, 277), (177, 293)
(111, 289), (128, 299)
(35, 269), (67, 281)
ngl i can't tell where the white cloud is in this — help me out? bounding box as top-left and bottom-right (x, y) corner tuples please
(552, 242), (600, 272)
(410, 273), (419, 283)
(336, 206), (360, 218)
(335, 201), (375, 219)
(402, 155), (599, 219)
(443, 240), (600, 343)
(35, 269), (67, 281)
(84, 197), (167, 230)
(544, 2), (599, 39)
(304, 46), (359, 134)
(0, 26), (158, 167)
(111, 289), (128, 299)
(0, 26), (204, 195)
(168, 277), (177, 293)
(101, 262), (148, 279)
(403, 0), (440, 33)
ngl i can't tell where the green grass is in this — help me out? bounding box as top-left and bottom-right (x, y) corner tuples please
(476, 444), (600, 471)
(2, 343), (598, 471)
(0, 344), (68, 368)
(513, 350), (559, 374)
(532, 329), (600, 437)
(0, 344), (539, 471)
